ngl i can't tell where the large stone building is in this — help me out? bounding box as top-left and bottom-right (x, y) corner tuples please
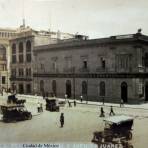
(33, 31), (148, 104)
(9, 26), (75, 94)
(0, 27), (18, 92)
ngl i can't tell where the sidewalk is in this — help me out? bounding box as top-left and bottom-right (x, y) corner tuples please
(1, 93), (148, 110)
(17, 94), (148, 110)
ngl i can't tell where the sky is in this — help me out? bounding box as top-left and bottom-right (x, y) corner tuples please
(0, 0), (148, 38)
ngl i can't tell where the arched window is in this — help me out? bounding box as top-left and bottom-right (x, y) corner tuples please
(26, 40), (31, 52)
(82, 81), (87, 95)
(19, 42), (24, 63)
(121, 82), (128, 102)
(12, 43), (16, 54)
(26, 40), (31, 62)
(100, 81), (105, 96)
(40, 80), (44, 92)
(19, 42), (23, 53)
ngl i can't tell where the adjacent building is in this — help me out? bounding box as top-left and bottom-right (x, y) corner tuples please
(33, 31), (148, 104)
(9, 26), (75, 94)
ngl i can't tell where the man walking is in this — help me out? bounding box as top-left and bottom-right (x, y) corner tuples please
(100, 107), (105, 117)
(60, 113), (64, 128)
(109, 106), (115, 116)
(74, 100), (76, 107)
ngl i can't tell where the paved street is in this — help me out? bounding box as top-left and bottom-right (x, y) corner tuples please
(0, 94), (148, 148)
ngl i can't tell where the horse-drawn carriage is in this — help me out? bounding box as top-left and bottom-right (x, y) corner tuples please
(7, 94), (26, 104)
(46, 98), (60, 112)
(92, 115), (134, 148)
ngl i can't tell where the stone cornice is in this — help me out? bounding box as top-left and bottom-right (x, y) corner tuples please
(33, 73), (148, 78)
(34, 34), (148, 53)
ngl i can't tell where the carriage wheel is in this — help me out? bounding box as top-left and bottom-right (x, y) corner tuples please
(104, 136), (113, 142)
(28, 114), (32, 120)
(126, 132), (132, 140)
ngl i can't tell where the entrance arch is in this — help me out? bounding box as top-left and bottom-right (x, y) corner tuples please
(145, 83), (148, 101)
(121, 82), (128, 103)
(66, 80), (71, 98)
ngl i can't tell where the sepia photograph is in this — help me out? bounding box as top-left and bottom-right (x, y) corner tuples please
(0, 0), (148, 148)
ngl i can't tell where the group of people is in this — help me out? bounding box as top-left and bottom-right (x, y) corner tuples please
(100, 106), (115, 117)
(68, 100), (77, 107)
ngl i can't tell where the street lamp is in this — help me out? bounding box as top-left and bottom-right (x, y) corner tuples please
(72, 66), (76, 100)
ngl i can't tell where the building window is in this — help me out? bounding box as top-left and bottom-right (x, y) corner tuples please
(100, 81), (105, 96)
(12, 44), (16, 54)
(26, 84), (31, 94)
(82, 81), (87, 95)
(12, 43), (16, 63)
(144, 53), (148, 67)
(83, 60), (87, 69)
(26, 40), (31, 52)
(101, 57), (105, 69)
(19, 42), (24, 53)
(52, 62), (57, 71)
(19, 84), (24, 94)
(12, 55), (16, 63)
(2, 64), (6, 71)
(18, 42), (24, 63)
(2, 76), (6, 84)
(19, 54), (24, 63)
(26, 68), (31, 76)
(26, 53), (31, 62)
(18, 68), (24, 77)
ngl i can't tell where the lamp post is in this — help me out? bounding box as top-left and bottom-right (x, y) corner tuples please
(72, 66), (76, 100)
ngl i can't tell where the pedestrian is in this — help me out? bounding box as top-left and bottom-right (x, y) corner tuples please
(100, 107), (105, 117)
(68, 101), (72, 107)
(74, 100), (76, 107)
(40, 103), (43, 112)
(60, 113), (64, 127)
(37, 102), (40, 113)
(80, 95), (83, 103)
(109, 106), (115, 116)
(120, 99), (124, 107)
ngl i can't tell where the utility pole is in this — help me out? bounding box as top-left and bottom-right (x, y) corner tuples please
(73, 67), (76, 100)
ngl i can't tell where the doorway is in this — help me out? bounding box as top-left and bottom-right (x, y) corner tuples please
(145, 83), (148, 101)
(66, 80), (71, 98)
(121, 82), (128, 103)
(19, 84), (24, 94)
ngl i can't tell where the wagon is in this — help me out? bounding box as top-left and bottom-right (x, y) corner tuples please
(0, 104), (32, 122)
(7, 94), (26, 104)
(92, 115), (134, 143)
(46, 99), (60, 112)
